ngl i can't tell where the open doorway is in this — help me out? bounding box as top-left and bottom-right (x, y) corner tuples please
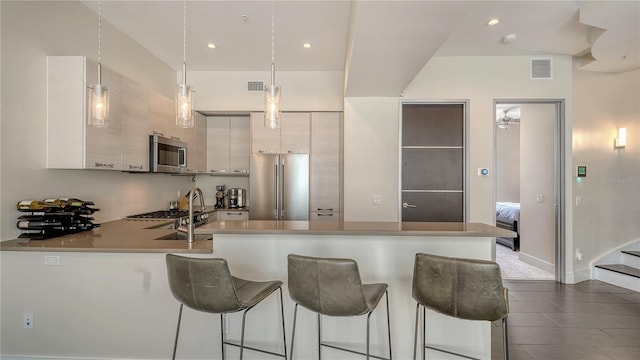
(494, 101), (564, 281)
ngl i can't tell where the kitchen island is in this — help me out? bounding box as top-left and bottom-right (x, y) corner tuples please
(1, 220), (514, 359)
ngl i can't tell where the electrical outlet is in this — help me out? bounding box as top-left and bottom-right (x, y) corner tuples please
(24, 312), (33, 329)
(372, 195), (382, 205)
(44, 255), (60, 266)
(575, 248), (583, 261)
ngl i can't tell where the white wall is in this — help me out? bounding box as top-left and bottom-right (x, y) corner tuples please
(0, 1), (192, 240)
(572, 67), (640, 279)
(343, 56), (573, 223)
(343, 97), (400, 221)
(188, 70), (344, 112)
(496, 124), (520, 202)
(519, 104), (557, 271)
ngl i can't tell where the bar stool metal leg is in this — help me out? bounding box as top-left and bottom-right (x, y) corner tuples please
(366, 311), (372, 360)
(422, 306), (426, 360)
(503, 317), (509, 360)
(318, 313), (322, 359)
(172, 304), (184, 360)
(220, 314), (226, 360)
(278, 287), (288, 360)
(413, 303), (419, 360)
(385, 290), (392, 360)
(290, 303), (299, 360)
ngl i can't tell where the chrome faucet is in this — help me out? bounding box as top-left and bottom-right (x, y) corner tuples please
(178, 187), (206, 243)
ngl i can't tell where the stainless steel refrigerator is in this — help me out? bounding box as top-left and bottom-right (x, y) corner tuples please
(249, 153), (309, 220)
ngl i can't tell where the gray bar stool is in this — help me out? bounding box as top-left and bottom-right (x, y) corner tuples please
(412, 253), (510, 360)
(165, 254), (287, 360)
(287, 254), (392, 360)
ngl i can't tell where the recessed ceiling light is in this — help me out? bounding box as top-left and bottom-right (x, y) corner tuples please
(303, 43), (312, 49)
(207, 43), (216, 49)
(487, 19), (500, 26)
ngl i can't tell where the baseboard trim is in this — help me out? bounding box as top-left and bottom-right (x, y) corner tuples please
(519, 252), (554, 273)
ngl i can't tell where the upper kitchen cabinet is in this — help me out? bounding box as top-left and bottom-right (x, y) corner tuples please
(121, 78), (149, 172)
(310, 112), (342, 220)
(207, 116), (250, 175)
(182, 111), (207, 174)
(229, 116), (250, 174)
(147, 91), (170, 138)
(47, 56), (123, 170)
(250, 112), (310, 154)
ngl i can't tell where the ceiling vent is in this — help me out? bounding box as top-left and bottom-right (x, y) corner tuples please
(247, 81), (265, 92)
(530, 57), (552, 80)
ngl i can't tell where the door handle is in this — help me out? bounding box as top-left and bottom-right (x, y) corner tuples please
(402, 202), (417, 209)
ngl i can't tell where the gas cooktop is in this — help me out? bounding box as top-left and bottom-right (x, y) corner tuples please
(126, 209), (210, 227)
(127, 210), (191, 220)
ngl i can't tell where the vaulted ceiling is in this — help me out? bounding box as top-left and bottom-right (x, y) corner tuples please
(84, 0), (640, 97)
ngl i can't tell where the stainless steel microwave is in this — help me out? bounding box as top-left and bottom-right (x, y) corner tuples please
(149, 135), (187, 173)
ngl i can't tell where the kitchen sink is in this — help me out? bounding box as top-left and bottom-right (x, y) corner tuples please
(154, 232), (213, 241)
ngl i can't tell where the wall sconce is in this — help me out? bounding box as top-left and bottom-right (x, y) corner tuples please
(614, 127), (627, 148)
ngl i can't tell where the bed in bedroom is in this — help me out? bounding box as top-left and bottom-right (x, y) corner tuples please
(495, 202), (520, 250)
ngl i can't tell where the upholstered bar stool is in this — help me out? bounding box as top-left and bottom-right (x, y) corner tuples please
(412, 253), (510, 360)
(287, 254), (392, 360)
(165, 254), (287, 360)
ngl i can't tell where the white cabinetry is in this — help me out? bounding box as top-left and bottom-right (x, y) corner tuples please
(207, 116), (250, 175)
(250, 112), (310, 154)
(181, 111), (207, 173)
(148, 92), (170, 138)
(310, 112), (342, 220)
(47, 56), (122, 170)
(194, 112), (208, 173)
(229, 117), (250, 174)
(121, 78), (149, 171)
(217, 210), (249, 220)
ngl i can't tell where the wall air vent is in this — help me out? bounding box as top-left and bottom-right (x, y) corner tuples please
(247, 81), (265, 92)
(530, 57), (553, 79)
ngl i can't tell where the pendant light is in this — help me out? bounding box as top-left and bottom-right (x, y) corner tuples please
(89, 0), (110, 128)
(176, 0), (194, 128)
(264, 0), (281, 129)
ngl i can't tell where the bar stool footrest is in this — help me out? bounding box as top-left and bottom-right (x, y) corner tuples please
(224, 340), (286, 358)
(424, 345), (479, 360)
(321, 342), (391, 360)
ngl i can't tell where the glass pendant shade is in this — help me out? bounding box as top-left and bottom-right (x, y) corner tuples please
(89, 81), (110, 128)
(264, 83), (281, 129)
(176, 82), (194, 128)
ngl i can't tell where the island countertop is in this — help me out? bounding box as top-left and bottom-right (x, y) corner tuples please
(195, 220), (517, 237)
(0, 220), (515, 253)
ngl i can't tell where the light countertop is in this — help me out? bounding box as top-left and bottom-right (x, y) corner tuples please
(0, 219), (515, 253)
(196, 220), (517, 237)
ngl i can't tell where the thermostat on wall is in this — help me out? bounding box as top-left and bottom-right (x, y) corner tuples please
(478, 168), (490, 176)
(576, 166), (587, 178)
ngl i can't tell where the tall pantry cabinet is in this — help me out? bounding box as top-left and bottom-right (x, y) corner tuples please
(310, 112), (342, 221)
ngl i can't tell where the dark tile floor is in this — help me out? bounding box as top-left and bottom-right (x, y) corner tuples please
(491, 280), (640, 360)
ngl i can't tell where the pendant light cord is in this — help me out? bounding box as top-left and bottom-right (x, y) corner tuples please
(98, 0), (102, 64)
(183, 0), (187, 65)
(271, 0), (275, 66)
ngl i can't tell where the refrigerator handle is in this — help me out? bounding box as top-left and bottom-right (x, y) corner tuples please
(281, 158), (286, 218)
(274, 161), (279, 218)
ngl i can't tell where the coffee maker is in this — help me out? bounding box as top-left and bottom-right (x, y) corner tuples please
(215, 185), (226, 208)
(228, 188), (246, 208)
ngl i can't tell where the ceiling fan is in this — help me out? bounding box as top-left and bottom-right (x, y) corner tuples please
(496, 107), (520, 129)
